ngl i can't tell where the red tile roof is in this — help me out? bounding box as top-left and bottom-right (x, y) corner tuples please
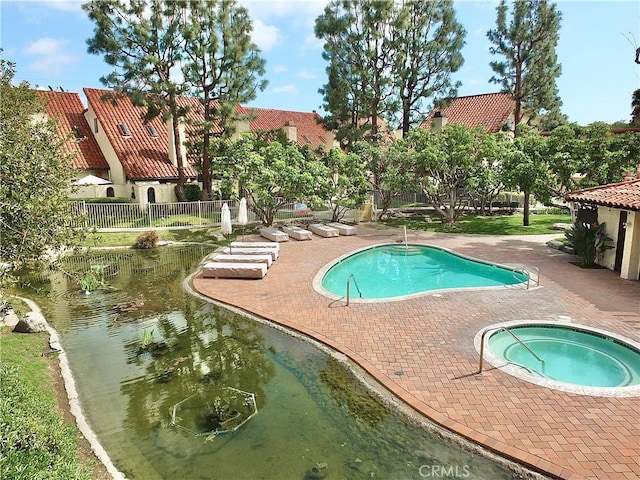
(37, 90), (109, 171)
(421, 92), (515, 133)
(84, 88), (199, 181)
(565, 179), (640, 211)
(248, 108), (329, 149)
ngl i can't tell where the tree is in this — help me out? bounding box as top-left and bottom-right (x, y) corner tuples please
(487, 0), (563, 132)
(393, 0), (465, 136)
(317, 148), (369, 222)
(466, 133), (513, 214)
(220, 136), (325, 225)
(405, 124), (481, 224)
(631, 89), (640, 127)
(180, 0), (267, 200)
(0, 59), (82, 278)
(315, 0), (396, 143)
(83, 0), (191, 201)
(502, 132), (552, 226)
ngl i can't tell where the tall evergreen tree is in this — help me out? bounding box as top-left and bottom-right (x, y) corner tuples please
(83, 0), (191, 201)
(180, 0), (267, 200)
(0, 59), (82, 277)
(487, 0), (563, 133)
(631, 89), (640, 127)
(393, 0), (465, 136)
(315, 0), (396, 143)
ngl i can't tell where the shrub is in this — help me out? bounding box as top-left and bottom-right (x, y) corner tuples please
(182, 184), (202, 202)
(133, 231), (159, 249)
(564, 221), (614, 266)
(83, 197), (131, 204)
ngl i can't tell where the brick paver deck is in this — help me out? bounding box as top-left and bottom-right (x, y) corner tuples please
(193, 225), (640, 480)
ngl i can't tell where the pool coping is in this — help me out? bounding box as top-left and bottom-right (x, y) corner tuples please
(474, 319), (640, 397)
(312, 242), (534, 303)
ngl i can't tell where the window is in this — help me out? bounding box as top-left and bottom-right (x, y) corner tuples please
(145, 124), (159, 137)
(94, 118), (99, 133)
(118, 122), (132, 137)
(302, 134), (311, 143)
(74, 126), (85, 140)
(106, 187), (115, 198)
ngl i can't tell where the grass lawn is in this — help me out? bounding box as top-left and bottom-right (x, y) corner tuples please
(0, 329), (94, 480)
(383, 212), (572, 235)
(79, 228), (228, 248)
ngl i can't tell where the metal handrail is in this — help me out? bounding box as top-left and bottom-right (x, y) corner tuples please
(478, 327), (544, 374)
(513, 265), (539, 289)
(346, 274), (362, 306)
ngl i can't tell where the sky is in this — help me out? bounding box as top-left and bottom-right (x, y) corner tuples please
(1, 0), (639, 126)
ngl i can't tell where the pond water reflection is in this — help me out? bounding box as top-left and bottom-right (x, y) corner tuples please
(17, 246), (526, 480)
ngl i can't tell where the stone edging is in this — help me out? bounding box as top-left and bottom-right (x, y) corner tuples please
(13, 296), (125, 480)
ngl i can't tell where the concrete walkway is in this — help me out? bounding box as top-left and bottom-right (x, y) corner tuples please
(193, 225), (640, 480)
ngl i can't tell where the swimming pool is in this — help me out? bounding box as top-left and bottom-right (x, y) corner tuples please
(315, 244), (529, 301)
(477, 321), (640, 397)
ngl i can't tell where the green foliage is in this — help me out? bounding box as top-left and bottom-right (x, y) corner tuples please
(404, 124), (483, 224)
(220, 136), (326, 225)
(0, 59), (84, 279)
(0, 341), (91, 480)
(631, 89), (640, 127)
(181, 0), (266, 199)
(133, 231), (159, 249)
(564, 221), (614, 266)
(83, 197), (131, 204)
(316, 0), (466, 138)
(317, 148), (369, 222)
(502, 132), (552, 226)
(183, 183), (202, 202)
(487, 0), (563, 128)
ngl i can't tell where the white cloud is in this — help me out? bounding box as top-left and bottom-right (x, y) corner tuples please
(273, 64), (288, 74)
(26, 37), (67, 56)
(252, 19), (282, 52)
(28, 54), (75, 75)
(45, 0), (84, 13)
(297, 70), (317, 80)
(242, 0), (328, 22)
(272, 84), (298, 94)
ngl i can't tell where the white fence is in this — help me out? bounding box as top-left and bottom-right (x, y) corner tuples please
(70, 200), (318, 231)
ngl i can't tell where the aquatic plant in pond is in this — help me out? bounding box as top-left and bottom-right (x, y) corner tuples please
(14, 246), (530, 479)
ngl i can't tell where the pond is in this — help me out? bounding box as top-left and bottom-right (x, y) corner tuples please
(16, 246), (531, 480)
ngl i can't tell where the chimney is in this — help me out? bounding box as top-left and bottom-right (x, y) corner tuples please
(431, 111), (447, 132)
(284, 121), (297, 143)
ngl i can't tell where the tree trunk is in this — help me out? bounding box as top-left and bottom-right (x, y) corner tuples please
(201, 97), (211, 201)
(171, 103), (187, 202)
(523, 190), (530, 226)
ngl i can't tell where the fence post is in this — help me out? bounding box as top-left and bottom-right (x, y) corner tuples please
(198, 201), (202, 226)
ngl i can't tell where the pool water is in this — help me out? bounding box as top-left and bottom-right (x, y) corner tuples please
(489, 326), (640, 387)
(320, 244), (527, 300)
(15, 247), (525, 480)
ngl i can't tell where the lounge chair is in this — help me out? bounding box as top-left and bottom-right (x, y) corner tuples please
(282, 225), (312, 241)
(202, 262), (267, 279)
(259, 227), (289, 242)
(221, 246), (279, 261)
(326, 222), (357, 236)
(309, 223), (339, 238)
(211, 253), (273, 268)
(230, 241), (280, 252)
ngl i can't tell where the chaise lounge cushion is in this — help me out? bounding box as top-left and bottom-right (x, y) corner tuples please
(202, 262), (267, 279)
(326, 222), (357, 236)
(282, 226), (312, 241)
(230, 241), (280, 252)
(309, 223), (339, 238)
(260, 227), (289, 242)
(212, 253), (272, 267)
(221, 246), (279, 260)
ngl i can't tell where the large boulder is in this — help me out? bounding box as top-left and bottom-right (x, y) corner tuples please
(13, 312), (48, 333)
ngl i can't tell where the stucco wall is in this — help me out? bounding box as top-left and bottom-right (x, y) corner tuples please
(596, 206), (620, 270)
(84, 106), (126, 185)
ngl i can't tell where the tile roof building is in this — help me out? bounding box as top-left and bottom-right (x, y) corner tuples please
(38, 90), (109, 172)
(249, 108), (332, 150)
(421, 92), (516, 133)
(566, 178), (640, 280)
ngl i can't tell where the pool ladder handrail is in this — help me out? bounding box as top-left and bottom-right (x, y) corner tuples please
(345, 274), (362, 306)
(514, 265), (539, 289)
(478, 326), (545, 374)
